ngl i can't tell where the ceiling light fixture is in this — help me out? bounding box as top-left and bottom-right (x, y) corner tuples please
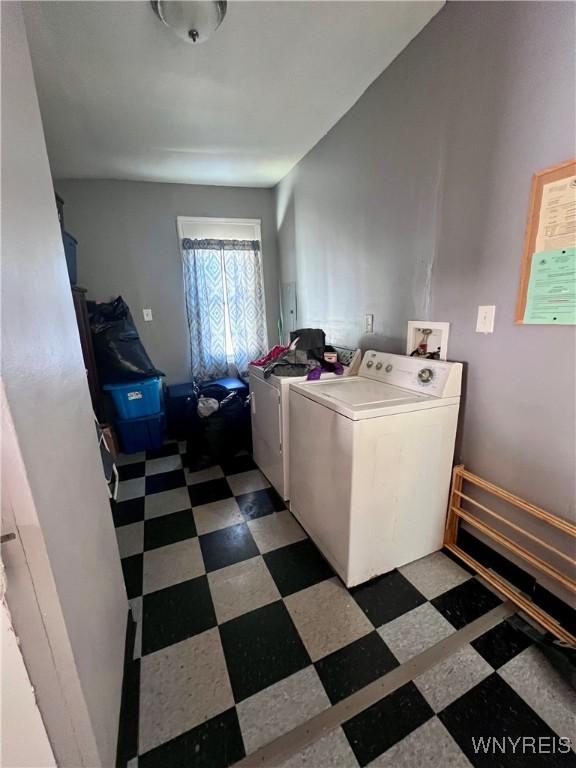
(151, 1), (227, 44)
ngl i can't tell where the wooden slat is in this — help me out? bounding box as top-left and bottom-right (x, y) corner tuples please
(451, 506), (576, 593)
(454, 490), (576, 566)
(445, 542), (576, 646)
(457, 466), (576, 536)
(444, 465), (576, 644)
(443, 464), (462, 547)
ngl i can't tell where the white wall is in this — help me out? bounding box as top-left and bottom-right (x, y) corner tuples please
(1, 585), (56, 768)
(56, 179), (280, 383)
(1, 4), (128, 764)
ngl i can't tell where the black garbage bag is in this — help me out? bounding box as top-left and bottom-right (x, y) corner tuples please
(87, 296), (164, 384)
(185, 384), (251, 469)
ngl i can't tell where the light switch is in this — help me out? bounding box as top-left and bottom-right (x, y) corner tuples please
(143, 308), (153, 322)
(476, 305), (495, 333)
(365, 314), (374, 334)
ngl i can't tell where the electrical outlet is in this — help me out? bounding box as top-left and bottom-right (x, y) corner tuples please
(365, 314), (374, 334)
(143, 308), (153, 322)
(476, 305), (495, 333)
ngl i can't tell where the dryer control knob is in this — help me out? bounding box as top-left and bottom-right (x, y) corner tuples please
(385, 364), (393, 373)
(418, 367), (434, 384)
(375, 362), (383, 370)
(366, 360), (374, 368)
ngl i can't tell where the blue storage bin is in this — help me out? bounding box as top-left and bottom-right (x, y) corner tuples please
(116, 412), (165, 454)
(104, 377), (162, 420)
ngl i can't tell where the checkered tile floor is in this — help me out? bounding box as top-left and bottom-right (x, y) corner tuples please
(112, 442), (575, 768)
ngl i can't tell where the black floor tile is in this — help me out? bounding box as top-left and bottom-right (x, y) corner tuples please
(188, 478), (233, 507)
(315, 631), (399, 704)
(116, 657), (140, 766)
(220, 453), (257, 475)
(142, 576), (216, 655)
(440, 673), (576, 767)
(235, 488), (286, 520)
(111, 497), (145, 528)
(342, 682), (434, 766)
(533, 582), (576, 637)
(441, 546), (476, 575)
(457, 529), (536, 595)
(219, 601), (311, 702)
(199, 523), (259, 572)
(145, 468), (186, 495)
(138, 708), (245, 768)
(117, 462), (146, 481)
(471, 620), (532, 670)
(144, 510), (197, 551)
(431, 578), (502, 630)
(121, 553), (143, 599)
(146, 442), (180, 460)
(351, 570), (427, 628)
(263, 539), (334, 597)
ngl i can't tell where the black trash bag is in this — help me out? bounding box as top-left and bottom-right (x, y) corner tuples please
(290, 328), (326, 361)
(185, 384), (251, 469)
(87, 296), (164, 384)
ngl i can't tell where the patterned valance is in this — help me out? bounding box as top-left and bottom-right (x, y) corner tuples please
(182, 238), (261, 252)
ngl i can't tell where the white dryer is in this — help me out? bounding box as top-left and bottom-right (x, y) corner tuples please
(249, 365), (307, 501)
(289, 351), (462, 587)
(249, 348), (359, 500)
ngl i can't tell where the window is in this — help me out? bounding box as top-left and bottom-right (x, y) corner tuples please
(177, 217), (268, 380)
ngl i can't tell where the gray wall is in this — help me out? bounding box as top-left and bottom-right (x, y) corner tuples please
(275, 2), (575, 523)
(2, 4), (128, 764)
(57, 179), (280, 383)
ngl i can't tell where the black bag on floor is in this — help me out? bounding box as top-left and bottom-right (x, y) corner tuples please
(185, 384), (251, 469)
(88, 296), (164, 384)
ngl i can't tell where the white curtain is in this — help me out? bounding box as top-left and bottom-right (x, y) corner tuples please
(182, 239), (268, 379)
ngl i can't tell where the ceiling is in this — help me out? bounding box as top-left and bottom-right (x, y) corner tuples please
(24, 1), (443, 187)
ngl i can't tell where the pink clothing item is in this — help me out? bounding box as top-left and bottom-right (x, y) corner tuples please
(250, 345), (289, 367)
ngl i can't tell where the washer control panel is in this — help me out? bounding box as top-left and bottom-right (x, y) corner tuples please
(358, 351), (462, 398)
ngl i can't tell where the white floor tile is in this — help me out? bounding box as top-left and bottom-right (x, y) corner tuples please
(117, 477), (146, 502)
(130, 597), (142, 660)
(192, 497), (244, 535)
(145, 454), (182, 476)
(227, 469), (270, 496)
(285, 578), (373, 662)
(277, 728), (358, 768)
(144, 487), (191, 519)
(186, 465), (225, 486)
(414, 645), (493, 712)
(208, 556), (280, 623)
(139, 628), (233, 754)
(378, 602), (455, 663)
(368, 716), (472, 767)
(237, 666), (330, 754)
(143, 538), (205, 594)
(399, 552), (470, 600)
(499, 646), (576, 745)
(248, 510), (306, 554)
(116, 521), (144, 559)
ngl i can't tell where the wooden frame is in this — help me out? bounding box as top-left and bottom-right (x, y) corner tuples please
(515, 158), (576, 323)
(444, 465), (576, 645)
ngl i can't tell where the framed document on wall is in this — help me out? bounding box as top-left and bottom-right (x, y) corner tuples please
(515, 158), (576, 324)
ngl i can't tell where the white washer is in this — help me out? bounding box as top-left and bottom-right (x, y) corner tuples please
(289, 351), (462, 587)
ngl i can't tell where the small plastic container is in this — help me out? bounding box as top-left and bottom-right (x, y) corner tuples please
(115, 412), (165, 454)
(104, 377), (162, 420)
